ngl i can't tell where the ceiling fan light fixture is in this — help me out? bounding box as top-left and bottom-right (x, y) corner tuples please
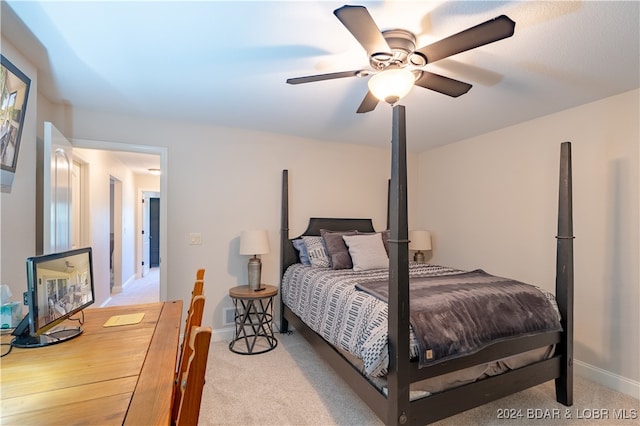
(368, 68), (415, 104)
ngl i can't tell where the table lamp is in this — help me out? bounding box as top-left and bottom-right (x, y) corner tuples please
(409, 230), (432, 263)
(239, 230), (270, 290)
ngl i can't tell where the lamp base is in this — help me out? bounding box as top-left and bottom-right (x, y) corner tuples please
(413, 251), (425, 263)
(247, 257), (262, 290)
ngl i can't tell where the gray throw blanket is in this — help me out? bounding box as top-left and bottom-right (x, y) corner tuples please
(355, 269), (562, 368)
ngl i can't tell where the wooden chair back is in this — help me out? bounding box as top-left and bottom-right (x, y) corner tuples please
(172, 326), (212, 426)
(172, 268), (206, 420)
(175, 295), (205, 393)
(193, 269), (205, 297)
(193, 280), (204, 297)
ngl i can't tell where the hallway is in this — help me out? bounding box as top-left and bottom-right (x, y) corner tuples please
(104, 268), (159, 306)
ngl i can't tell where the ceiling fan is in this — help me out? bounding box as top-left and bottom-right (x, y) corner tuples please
(64, 261), (75, 273)
(286, 5), (515, 113)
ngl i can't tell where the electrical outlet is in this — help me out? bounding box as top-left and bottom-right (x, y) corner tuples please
(189, 233), (202, 245)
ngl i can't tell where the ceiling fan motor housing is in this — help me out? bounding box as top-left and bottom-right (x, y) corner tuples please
(371, 29), (426, 69)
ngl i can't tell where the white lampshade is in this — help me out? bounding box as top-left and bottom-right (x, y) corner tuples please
(409, 230), (432, 251)
(239, 230), (270, 255)
(368, 68), (415, 104)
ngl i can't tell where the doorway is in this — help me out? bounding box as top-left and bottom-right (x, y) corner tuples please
(72, 139), (168, 301)
(110, 176), (123, 293)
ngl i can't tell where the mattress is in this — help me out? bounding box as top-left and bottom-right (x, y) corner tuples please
(282, 262), (559, 386)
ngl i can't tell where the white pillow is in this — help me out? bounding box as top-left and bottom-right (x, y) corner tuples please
(342, 233), (389, 271)
(302, 236), (330, 268)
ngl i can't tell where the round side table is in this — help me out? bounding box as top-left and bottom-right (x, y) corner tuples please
(228, 284), (278, 355)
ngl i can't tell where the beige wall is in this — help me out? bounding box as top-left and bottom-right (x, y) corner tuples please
(59, 107), (419, 342)
(0, 40), (37, 305)
(418, 89), (639, 391)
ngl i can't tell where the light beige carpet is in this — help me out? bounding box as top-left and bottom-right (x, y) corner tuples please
(199, 332), (639, 425)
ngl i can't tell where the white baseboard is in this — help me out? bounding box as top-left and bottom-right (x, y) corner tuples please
(575, 359), (640, 399)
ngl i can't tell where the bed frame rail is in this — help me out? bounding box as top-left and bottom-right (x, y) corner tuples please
(284, 304), (562, 425)
(409, 332), (561, 381)
(410, 356), (562, 424)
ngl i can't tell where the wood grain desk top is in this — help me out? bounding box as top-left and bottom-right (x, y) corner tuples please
(1, 300), (183, 426)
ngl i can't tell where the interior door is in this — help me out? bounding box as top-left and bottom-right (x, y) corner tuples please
(149, 197), (160, 268)
(43, 122), (73, 254)
(71, 161), (82, 250)
(141, 193), (151, 276)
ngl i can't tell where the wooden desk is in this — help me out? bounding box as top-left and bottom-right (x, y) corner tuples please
(1, 300), (182, 425)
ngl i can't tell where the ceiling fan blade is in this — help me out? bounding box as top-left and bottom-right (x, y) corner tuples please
(356, 91), (379, 114)
(286, 70), (363, 85)
(414, 71), (472, 97)
(334, 5), (391, 57)
(415, 15), (515, 64)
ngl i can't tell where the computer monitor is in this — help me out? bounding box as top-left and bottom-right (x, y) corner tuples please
(11, 247), (95, 348)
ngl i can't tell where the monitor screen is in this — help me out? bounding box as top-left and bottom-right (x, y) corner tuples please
(12, 247), (95, 348)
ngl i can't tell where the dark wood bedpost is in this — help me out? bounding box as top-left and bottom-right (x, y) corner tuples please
(387, 105), (411, 425)
(554, 142), (574, 405)
(280, 169), (290, 333)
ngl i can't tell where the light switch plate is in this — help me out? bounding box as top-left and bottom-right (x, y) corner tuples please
(189, 233), (202, 245)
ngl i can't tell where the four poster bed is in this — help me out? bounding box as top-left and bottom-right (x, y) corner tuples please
(279, 106), (574, 425)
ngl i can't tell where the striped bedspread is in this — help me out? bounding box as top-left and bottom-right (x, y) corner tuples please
(282, 263), (464, 376)
(282, 263), (559, 377)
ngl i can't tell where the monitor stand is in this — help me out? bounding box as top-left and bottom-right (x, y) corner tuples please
(11, 326), (83, 348)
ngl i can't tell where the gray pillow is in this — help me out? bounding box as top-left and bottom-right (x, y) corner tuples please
(320, 229), (356, 270)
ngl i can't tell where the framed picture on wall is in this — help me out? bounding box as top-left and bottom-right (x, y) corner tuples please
(1, 54), (31, 174)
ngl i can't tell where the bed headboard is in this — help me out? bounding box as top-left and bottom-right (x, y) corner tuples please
(302, 218), (375, 236)
(281, 217), (375, 273)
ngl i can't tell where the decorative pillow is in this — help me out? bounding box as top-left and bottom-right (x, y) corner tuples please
(357, 230), (390, 255)
(302, 236), (330, 268)
(292, 238), (311, 265)
(342, 233), (389, 271)
(320, 229), (356, 270)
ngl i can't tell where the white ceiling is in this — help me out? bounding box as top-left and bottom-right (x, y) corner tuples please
(2, 1), (639, 154)
(97, 149), (162, 176)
